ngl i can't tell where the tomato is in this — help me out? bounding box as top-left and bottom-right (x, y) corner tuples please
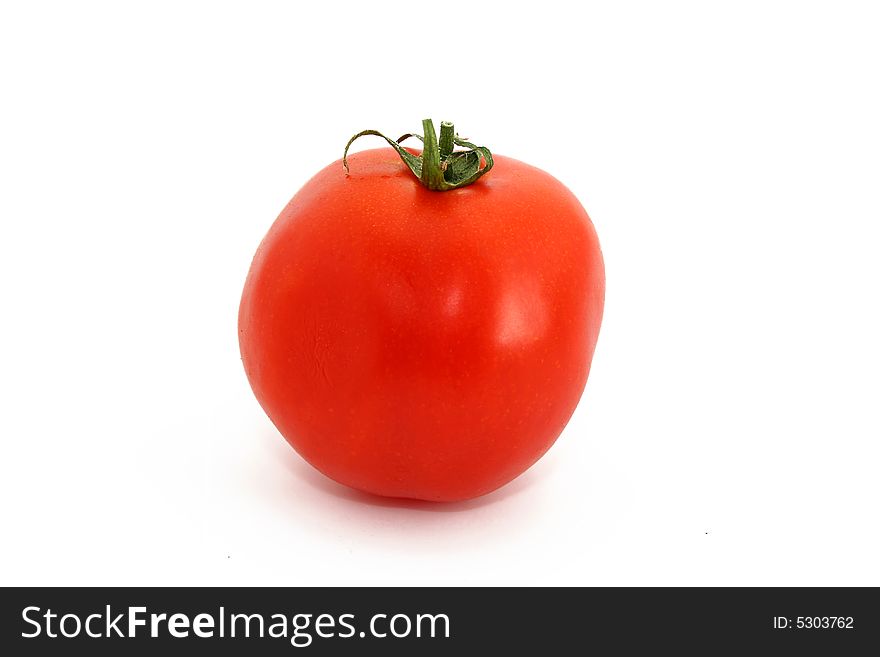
(239, 122), (604, 501)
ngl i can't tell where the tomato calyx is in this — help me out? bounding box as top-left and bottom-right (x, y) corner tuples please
(343, 119), (494, 191)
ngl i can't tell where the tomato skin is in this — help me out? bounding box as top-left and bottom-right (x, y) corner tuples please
(239, 148), (604, 501)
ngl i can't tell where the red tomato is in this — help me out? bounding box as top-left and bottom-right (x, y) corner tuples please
(239, 144), (604, 502)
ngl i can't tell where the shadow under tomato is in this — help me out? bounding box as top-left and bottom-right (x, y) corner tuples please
(246, 426), (554, 556)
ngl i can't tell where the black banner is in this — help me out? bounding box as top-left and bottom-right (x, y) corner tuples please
(1, 587), (877, 655)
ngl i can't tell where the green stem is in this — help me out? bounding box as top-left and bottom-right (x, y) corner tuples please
(420, 119), (444, 190)
(438, 121), (455, 158)
(342, 119), (494, 191)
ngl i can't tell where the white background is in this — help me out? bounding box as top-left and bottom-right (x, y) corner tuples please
(2, 1), (878, 586)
